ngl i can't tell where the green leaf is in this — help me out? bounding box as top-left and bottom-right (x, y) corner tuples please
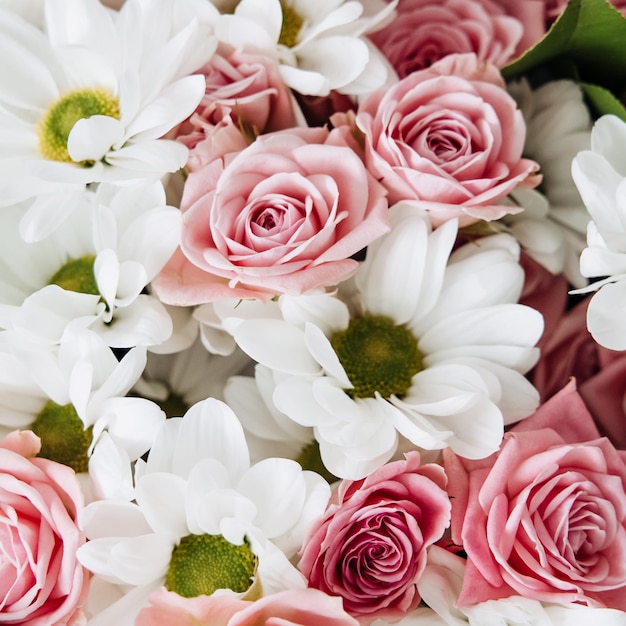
(582, 82), (626, 121)
(503, 0), (626, 97)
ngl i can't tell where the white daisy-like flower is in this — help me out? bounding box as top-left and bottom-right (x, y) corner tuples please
(233, 203), (543, 479)
(213, 0), (398, 96)
(0, 181), (179, 347)
(77, 396), (331, 626)
(503, 79), (592, 287)
(0, 326), (164, 499)
(571, 114), (626, 350)
(0, 0), (217, 237)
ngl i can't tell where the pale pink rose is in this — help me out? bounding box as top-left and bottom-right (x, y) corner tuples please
(298, 452), (451, 624)
(369, 0), (523, 77)
(350, 53), (540, 226)
(153, 127), (390, 304)
(444, 381), (626, 610)
(0, 430), (89, 625)
(177, 45), (298, 171)
(136, 587), (359, 626)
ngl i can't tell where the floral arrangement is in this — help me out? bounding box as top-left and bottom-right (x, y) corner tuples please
(3, 0), (626, 624)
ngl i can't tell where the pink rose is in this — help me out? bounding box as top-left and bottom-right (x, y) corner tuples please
(153, 127), (389, 304)
(369, 0), (523, 77)
(136, 587), (359, 626)
(490, 0), (546, 54)
(298, 452), (451, 624)
(0, 430), (88, 625)
(445, 381), (626, 609)
(177, 45), (298, 172)
(349, 53), (541, 226)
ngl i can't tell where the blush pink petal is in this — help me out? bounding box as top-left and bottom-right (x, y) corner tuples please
(444, 382), (626, 610)
(155, 127), (389, 303)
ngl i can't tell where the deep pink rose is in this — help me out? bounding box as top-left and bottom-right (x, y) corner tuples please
(445, 381), (626, 609)
(177, 45), (298, 171)
(153, 127), (390, 304)
(0, 430), (88, 625)
(298, 452), (451, 624)
(369, 0), (523, 77)
(135, 587), (359, 626)
(349, 53), (540, 226)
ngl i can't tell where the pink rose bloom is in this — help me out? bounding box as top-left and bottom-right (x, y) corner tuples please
(153, 127), (390, 304)
(369, 0), (523, 77)
(298, 452), (451, 624)
(444, 381), (626, 609)
(0, 430), (88, 625)
(177, 45), (298, 172)
(490, 0), (546, 54)
(135, 587), (359, 626)
(350, 53), (541, 226)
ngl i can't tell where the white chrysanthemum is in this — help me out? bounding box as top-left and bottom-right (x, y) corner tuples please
(213, 0), (397, 96)
(571, 114), (626, 350)
(0, 327), (164, 499)
(504, 79), (592, 287)
(233, 203), (543, 479)
(0, 0), (217, 237)
(77, 397), (331, 626)
(0, 181), (179, 347)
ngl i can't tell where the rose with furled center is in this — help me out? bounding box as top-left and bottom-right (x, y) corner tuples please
(154, 126), (389, 304)
(298, 452), (451, 624)
(343, 53), (540, 227)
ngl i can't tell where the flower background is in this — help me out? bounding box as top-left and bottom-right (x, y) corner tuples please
(2, 0), (626, 624)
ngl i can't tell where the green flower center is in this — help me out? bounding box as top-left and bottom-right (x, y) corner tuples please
(158, 391), (190, 419)
(165, 534), (257, 598)
(330, 315), (424, 399)
(296, 440), (337, 484)
(38, 87), (120, 164)
(31, 401), (93, 473)
(48, 255), (99, 295)
(278, 3), (303, 48)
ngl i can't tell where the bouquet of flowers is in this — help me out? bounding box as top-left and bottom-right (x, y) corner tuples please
(3, 0), (626, 623)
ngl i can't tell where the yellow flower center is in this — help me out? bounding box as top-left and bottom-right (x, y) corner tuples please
(38, 87), (120, 164)
(165, 534), (257, 598)
(278, 2), (303, 48)
(31, 401), (93, 473)
(331, 315), (424, 399)
(48, 255), (99, 295)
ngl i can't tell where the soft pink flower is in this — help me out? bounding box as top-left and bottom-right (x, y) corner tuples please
(490, 0), (546, 54)
(444, 381), (626, 610)
(298, 452), (451, 624)
(369, 0), (523, 77)
(349, 53), (540, 226)
(177, 45), (298, 172)
(135, 587), (359, 626)
(153, 127), (389, 304)
(0, 430), (89, 625)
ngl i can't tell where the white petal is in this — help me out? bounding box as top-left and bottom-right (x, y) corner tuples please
(234, 319), (322, 376)
(68, 116), (125, 163)
(587, 281), (626, 350)
(109, 533), (173, 585)
(135, 472), (189, 538)
(82, 500), (152, 540)
(238, 458), (306, 539)
(172, 398), (250, 480)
